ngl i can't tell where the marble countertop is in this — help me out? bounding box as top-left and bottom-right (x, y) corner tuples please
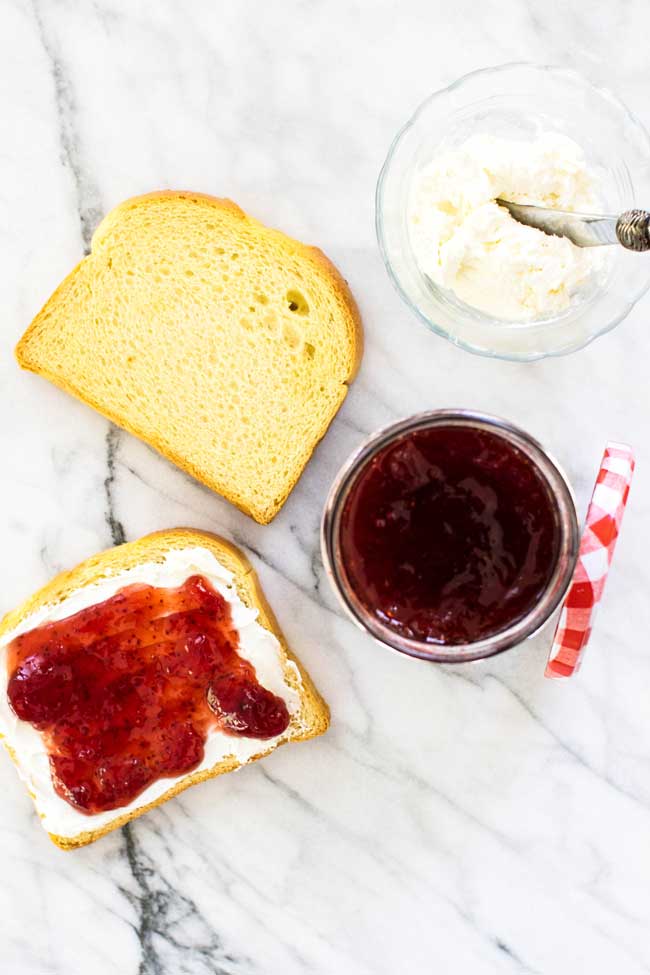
(2, 2), (650, 973)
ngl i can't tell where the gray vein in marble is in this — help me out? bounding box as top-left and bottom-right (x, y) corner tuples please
(431, 663), (650, 858)
(287, 522), (322, 598)
(153, 802), (325, 975)
(327, 733), (521, 855)
(354, 374), (404, 425)
(490, 675), (650, 814)
(105, 425), (126, 546)
(568, 904), (650, 974)
(31, 0), (103, 253)
(120, 823), (249, 975)
(260, 761), (538, 973)
(257, 765), (413, 887)
(333, 410), (372, 441)
(116, 457), (216, 524)
(430, 662), (650, 814)
(256, 755), (530, 975)
(90, 0), (119, 35)
(51, 443), (80, 479)
(494, 938), (539, 975)
(38, 541), (63, 578)
(226, 525), (346, 624)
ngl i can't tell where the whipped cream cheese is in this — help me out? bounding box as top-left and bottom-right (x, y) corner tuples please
(408, 133), (606, 321)
(0, 547), (302, 839)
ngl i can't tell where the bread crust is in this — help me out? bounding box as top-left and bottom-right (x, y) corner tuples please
(15, 192), (363, 524)
(0, 529), (329, 849)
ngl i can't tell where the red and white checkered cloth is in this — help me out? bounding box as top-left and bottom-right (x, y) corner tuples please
(545, 442), (635, 679)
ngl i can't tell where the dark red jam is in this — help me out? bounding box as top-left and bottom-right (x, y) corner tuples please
(339, 425), (560, 645)
(6, 575), (289, 814)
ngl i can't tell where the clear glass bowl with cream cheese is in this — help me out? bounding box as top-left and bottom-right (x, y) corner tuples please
(376, 63), (650, 360)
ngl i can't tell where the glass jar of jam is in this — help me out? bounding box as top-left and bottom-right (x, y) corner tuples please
(321, 411), (580, 663)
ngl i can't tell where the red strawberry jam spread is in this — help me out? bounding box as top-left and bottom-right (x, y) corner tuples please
(339, 425), (560, 645)
(6, 575), (289, 814)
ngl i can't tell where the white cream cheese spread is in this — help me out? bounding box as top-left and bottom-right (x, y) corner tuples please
(408, 133), (606, 321)
(0, 547), (302, 839)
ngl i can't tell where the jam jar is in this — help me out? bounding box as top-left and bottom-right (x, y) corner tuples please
(321, 410), (580, 663)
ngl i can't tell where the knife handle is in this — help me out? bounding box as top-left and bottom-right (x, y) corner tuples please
(616, 210), (650, 251)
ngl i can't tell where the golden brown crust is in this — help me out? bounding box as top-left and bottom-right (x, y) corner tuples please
(305, 244), (363, 381)
(0, 529), (329, 849)
(16, 192), (362, 523)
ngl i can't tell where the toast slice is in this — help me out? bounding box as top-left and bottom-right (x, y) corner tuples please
(16, 192), (362, 524)
(0, 529), (329, 849)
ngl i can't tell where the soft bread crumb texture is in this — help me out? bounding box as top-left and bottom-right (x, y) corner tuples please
(16, 192), (363, 524)
(0, 528), (330, 849)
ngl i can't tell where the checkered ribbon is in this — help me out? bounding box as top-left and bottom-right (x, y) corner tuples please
(545, 442), (635, 679)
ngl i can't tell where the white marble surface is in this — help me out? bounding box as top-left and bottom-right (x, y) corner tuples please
(1, 2), (650, 973)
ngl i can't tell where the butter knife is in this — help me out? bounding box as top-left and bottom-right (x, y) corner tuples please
(497, 200), (650, 251)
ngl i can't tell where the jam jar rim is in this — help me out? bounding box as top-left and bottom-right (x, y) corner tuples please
(321, 409), (580, 664)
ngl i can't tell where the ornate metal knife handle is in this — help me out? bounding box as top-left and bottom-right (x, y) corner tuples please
(616, 210), (650, 251)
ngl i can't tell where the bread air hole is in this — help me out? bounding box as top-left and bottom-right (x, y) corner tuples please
(286, 289), (309, 315)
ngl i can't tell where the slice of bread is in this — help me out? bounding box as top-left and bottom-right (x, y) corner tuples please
(0, 529), (329, 849)
(16, 192), (362, 524)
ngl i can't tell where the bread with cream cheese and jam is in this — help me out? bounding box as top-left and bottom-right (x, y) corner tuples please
(0, 529), (329, 849)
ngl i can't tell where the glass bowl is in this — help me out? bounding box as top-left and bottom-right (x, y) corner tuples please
(376, 63), (650, 361)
